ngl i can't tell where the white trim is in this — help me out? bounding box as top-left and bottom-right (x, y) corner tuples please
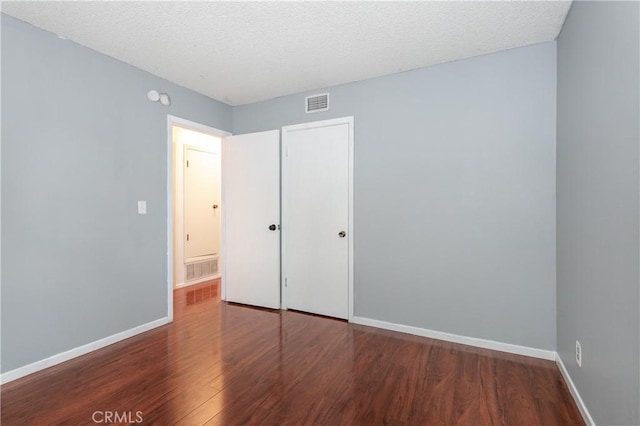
(279, 129), (288, 310)
(347, 118), (354, 321)
(351, 316), (556, 361)
(556, 353), (596, 426)
(169, 116), (232, 138)
(0, 317), (170, 385)
(174, 273), (221, 289)
(280, 117), (355, 320)
(166, 115), (230, 320)
(166, 116), (173, 321)
(220, 136), (227, 301)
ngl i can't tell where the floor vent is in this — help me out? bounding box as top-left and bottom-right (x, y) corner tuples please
(186, 283), (218, 306)
(185, 258), (218, 281)
(305, 93), (329, 113)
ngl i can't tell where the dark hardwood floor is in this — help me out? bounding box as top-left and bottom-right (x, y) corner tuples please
(1, 279), (584, 425)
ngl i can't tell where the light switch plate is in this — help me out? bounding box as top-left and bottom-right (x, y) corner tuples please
(138, 201), (147, 215)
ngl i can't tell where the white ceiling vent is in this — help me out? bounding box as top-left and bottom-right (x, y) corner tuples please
(305, 93), (329, 113)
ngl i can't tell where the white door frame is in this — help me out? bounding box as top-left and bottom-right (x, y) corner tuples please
(166, 115), (231, 322)
(281, 116), (355, 321)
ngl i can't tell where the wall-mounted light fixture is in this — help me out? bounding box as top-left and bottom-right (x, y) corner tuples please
(147, 90), (171, 106)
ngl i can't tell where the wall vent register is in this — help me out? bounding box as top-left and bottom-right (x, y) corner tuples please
(305, 93), (329, 113)
(185, 258), (218, 281)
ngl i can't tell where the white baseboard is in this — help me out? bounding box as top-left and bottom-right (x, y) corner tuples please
(555, 353), (596, 425)
(351, 316), (556, 360)
(0, 317), (170, 385)
(174, 274), (220, 289)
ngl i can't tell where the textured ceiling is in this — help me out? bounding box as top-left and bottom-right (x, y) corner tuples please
(2, 1), (572, 106)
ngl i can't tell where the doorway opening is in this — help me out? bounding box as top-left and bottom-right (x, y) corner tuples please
(167, 115), (230, 321)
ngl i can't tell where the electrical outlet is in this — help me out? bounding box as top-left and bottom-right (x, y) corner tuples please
(575, 340), (582, 367)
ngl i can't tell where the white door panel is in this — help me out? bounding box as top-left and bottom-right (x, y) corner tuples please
(283, 122), (351, 319)
(185, 148), (220, 258)
(223, 130), (280, 309)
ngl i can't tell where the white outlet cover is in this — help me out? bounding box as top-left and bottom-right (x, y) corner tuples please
(137, 200), (147, 214)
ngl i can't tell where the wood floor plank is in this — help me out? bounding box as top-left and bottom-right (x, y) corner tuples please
(1, 279), (584, 425)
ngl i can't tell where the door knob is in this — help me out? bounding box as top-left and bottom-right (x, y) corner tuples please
(269, 224), (277, 231)
(338, 231), (346, 238)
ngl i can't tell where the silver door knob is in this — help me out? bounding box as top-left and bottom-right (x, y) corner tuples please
(338, 231), (346, 238)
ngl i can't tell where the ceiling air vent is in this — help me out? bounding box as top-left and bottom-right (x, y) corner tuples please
(305, 93), (329, 113)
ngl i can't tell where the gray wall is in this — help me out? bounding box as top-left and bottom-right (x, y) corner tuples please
(1, 14), (232, 373)
(234, 42), (558, 350)
(557, 2), (640, 425)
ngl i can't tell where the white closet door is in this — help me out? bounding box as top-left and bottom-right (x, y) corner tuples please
(222, 130), (280, 309)
(184, 148), (220, 258)
(282, 119), (352, 319)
